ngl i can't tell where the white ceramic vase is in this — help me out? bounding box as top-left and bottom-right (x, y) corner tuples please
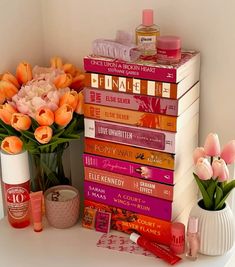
(190, 200), (235, 256)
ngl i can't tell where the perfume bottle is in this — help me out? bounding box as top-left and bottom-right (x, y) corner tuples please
(186, 216), (200, 261)
(135, 9), (160, 56)
(0, 150), (30, 228)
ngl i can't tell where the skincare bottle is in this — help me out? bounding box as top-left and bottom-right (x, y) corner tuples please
(0, 150), (30, 228)
(135, 9), (160, 56)
(186, 216), (200, 261)
(170, 222), (185, 254)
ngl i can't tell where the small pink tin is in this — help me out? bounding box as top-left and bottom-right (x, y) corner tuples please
(157, 36), (181, 64)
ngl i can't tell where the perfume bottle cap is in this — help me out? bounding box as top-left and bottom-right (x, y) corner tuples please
(142, 9), (154, 26)
(130, 232), (140, 243)
(0, 150), (30, 184)
(187, 216), (198, 234)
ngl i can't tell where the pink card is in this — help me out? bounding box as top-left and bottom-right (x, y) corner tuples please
(96, 233), (154, 257)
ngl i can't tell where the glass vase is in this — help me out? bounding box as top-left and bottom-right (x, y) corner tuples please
(30, 145), (71, 192)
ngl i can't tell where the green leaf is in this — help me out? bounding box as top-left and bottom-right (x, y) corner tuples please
(215, 185), (223, 209)
(194, 173), (213, 209)
(63, 117), (78, 136)
(21, 130), (39, 144)
(31, 118), (39, 131)
(0, 120), (18, 136)
(206, 179), (218, 206)
(215, 180), (235, 210)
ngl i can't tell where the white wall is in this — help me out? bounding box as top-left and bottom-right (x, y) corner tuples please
(0, 0), (44, 218)
(41, 0), (235, 146)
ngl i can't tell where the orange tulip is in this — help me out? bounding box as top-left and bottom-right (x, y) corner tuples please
(35, 107), (54, 126)
(16, 61), (33, 85)
(1, 136), (23, 154)
(54, 104), (73, 127)
(53, 73), (73, 89)
(1, 72), (20, 88)
(11, 113), (31, 131)
(0, 80), (18, 100)
(70, 73), (85, 90)
(75, 91), (84, 115)
(50, 56), (63, 69)
(62, 63), (77, 76)
(59, 91), (78, 111)
(34, 126), (53, 144)
(0, 103), (17, 125)
(0, 88), (5, 104)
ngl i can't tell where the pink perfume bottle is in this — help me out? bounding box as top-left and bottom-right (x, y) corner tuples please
(186, 216), (200, 261)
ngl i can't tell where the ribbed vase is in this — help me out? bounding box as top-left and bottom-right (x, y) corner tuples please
(190, 200), (235, 256)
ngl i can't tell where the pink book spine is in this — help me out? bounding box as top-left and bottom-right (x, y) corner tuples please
(84, 181), (172, 221)
(83, 154), (174, 184)
(84, 167), (173, 201)
(84, 118), (176, 153)
(84, 87), (179, 116)
(83, 57), (176, 82)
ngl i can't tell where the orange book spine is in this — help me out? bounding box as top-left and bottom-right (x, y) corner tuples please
(84, 104), (177, 132)
(85, 73), (178, 98)
(84, 199), (172, 246)
(84, 138), (175, 170)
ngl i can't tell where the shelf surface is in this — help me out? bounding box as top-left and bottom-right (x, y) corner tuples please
(0, 217), (234, 267)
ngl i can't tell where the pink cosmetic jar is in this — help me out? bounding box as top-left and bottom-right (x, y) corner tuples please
(157, 36), (181, 64)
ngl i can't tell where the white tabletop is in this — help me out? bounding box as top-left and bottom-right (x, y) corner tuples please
(0, 217), (234, 267)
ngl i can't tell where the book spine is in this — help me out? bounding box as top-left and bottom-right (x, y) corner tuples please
(85, 119), (176, 153)
(83, 57), (177, 82)
(84, 199), (172, 246)
(84, 74), (178, 99)
(84, 167), (173, 201)
(85, 138), (174, 170)
(84, 104), (177, 132)
(84, 181), (172, 221)
(83, 153), (174, 184)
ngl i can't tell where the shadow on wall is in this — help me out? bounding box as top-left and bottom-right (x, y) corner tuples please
(69, 134), (85, 218)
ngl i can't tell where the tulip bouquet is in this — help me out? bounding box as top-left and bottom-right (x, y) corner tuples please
(0, 57), (85, 191)
(193, 133), (235, 210)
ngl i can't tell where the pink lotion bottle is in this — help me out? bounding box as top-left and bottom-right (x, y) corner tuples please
(186, 216), (200, 261)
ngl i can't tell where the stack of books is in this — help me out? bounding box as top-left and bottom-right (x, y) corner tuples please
(82, 51), (200, 245)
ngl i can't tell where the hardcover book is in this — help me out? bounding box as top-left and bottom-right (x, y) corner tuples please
(84, 82), (199, 116)
(84, 112), (199, 154)
(83, 51), (200, 83)
(84, 70), (199, 99)
(84, 94), (199, 132)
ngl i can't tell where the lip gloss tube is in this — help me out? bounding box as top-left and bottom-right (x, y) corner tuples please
(130, 233), (181, 265)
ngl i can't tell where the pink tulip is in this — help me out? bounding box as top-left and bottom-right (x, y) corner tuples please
(212, 159), (229, 182)
(195, 157), (213, 180)
(204, 133), (221, 157)
(220, 140), (235, 164)
(193, 147), (206, 164)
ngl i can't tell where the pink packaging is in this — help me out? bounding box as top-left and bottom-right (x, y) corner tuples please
(83, 154), (174, 184)
(84, 167), (173, 201)
(84, 87), (179, 116)
(84, 181), (173, 221)
(83, 51), (200, 83)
